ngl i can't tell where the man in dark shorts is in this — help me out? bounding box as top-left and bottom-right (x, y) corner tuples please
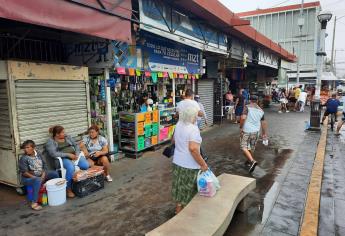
(321, 93), (340, 125)
(240, 95), (268, 173)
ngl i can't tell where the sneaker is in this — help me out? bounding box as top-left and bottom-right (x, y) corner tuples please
(278, 111), (282, 113)
(335, 132), (341, 136)
(249, 161), (258, 173)
(244, 160), (251, 167)
(106, 175), (113, 182)
(286, 110), (290, 113)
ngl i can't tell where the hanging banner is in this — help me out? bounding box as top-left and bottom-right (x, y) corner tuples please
(140, 32), (201, 74)
(66, 36), (137, 69)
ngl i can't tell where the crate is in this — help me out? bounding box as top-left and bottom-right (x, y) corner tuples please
(137, 113), (145, 122)
(72, 174), (104, 198)
(145, 112), (152, 124)
(137, 122), (144, 135)
(152, 110), (159, 122)
(138, 136), (145, 150)
(151, 135), (158, 145)
(145, 138), (151, 147)
(152, 123), (159, 135)
(145, 124), (152, 138)
(168, 125), (175, 138)
(160, 127), (169, 141)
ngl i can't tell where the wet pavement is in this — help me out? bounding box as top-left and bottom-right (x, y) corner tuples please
(319, 125), (345, 236)
(0, 106), (319, 236)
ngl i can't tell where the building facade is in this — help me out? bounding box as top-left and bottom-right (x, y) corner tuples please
(237, 1), (321, 86)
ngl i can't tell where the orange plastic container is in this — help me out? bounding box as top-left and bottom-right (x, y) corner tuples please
(137, 113), (145, 122)
(151, 136), (158, 145)
(145, 112), (152, 124)
(152, 110), (159, 122)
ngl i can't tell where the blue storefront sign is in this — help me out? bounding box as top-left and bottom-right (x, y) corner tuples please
(140, 31), (201, 74)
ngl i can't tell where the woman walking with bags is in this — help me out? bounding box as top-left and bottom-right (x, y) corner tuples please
(172, 106), (208, 214)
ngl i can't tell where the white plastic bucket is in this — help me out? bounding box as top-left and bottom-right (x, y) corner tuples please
(46, 178), (67, 206)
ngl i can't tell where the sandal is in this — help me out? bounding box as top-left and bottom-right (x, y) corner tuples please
(31, 203), (42, 211)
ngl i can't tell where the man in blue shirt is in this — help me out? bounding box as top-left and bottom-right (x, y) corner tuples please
(321, 93), (341, 125)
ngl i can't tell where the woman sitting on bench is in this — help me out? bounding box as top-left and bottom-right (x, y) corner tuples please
(45, 125), (90, 198)
(80, 125), (112, 182)
(19, 140), (59, 210)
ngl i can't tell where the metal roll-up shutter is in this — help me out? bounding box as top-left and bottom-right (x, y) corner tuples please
(198, 79), (214, 128)
(0, 81), (12, 149)
(15, 80), (89, 146)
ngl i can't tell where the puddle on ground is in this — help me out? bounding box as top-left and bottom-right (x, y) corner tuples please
(222, 145), (294, 236)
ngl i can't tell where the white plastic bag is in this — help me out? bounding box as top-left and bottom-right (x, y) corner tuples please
(197, 169), (220, 197)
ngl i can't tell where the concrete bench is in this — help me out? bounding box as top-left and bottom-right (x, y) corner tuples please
(146, 174), (256, 236)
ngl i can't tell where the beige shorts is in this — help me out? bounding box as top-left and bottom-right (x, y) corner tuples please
(240, 132), (259, 152)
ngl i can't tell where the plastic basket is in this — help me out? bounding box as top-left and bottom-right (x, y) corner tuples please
(72, 175), (104, 198)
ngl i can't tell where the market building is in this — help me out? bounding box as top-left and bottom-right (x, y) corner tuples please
(0, 0), (295, 190)
(237, 1), (321, 87)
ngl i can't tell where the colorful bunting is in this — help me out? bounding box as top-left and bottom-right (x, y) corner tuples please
(117, 67), (126, 75)
(135, 69), (141, 76)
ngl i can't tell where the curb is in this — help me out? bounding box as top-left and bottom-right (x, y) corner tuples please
(300, 121), (328, 236)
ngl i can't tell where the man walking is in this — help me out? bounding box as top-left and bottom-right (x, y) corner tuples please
(176, 89), (201, 118)
(298, 89), (308, 112)
(240, 95), (268, 173)
(321, 93), (340, 125)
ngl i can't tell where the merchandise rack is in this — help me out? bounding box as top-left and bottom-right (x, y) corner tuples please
(119, 108), (176, 158)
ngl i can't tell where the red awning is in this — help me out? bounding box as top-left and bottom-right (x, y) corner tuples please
(0, 0), (132, 43)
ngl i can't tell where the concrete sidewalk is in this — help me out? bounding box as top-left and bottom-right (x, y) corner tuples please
(0, 108), (320, 236)
(319, 129), (345, 236)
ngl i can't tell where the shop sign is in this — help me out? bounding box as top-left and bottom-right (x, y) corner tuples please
(138, 0), (228, 55)
(140, 32), (201, 74)
(258, 49), (279, 69)
(67, 39), (137, 69)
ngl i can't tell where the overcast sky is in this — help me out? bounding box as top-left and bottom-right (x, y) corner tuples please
(220, 0), (345, 76)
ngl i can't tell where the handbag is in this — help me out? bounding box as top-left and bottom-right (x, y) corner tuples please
(162, 144), (175, 158)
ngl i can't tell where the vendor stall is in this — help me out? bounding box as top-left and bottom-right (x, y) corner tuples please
(0, 60), (90, 189)
(118, 108), (176, 157)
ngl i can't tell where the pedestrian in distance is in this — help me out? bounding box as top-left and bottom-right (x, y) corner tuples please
(234, 89), (246, 123)
(194, 95), (208, 130)
(240, 95), (268, 173)
(176, 89), (203, 122)
(19, 140), (59, 210)
(321, 93), (341, 125)
(171, 106), (208, 214)
(335, 93), (345, 135)
(298, 89), (308, 112)
(294, 85), (302, 111)
(278, 88), (289, 113)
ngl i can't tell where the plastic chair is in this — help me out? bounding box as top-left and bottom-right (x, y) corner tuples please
(54, 155), (82, 179)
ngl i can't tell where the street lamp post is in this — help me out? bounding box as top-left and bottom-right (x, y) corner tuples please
(310, 10), (332, 130)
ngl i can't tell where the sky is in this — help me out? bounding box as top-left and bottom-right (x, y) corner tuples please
(220, 0), (345, 77)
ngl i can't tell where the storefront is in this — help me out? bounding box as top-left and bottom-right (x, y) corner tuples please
(0, 0), (132, 188)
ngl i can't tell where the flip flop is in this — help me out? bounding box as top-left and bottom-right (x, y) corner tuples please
(31, 203), (42, 211)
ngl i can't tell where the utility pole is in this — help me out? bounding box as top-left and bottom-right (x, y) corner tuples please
(331, 16), (337, 90)
(296, 0), (304, 86)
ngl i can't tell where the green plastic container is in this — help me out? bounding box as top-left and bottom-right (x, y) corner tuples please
(152, 123), (159, 136)
(145, 125), (152, 138)
(138, 136), (145, 150)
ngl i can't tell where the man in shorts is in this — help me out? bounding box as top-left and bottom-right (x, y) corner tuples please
(336, 93), (345, 135)
(240, 95), (268, 173)
(321, 93), (340, 125)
